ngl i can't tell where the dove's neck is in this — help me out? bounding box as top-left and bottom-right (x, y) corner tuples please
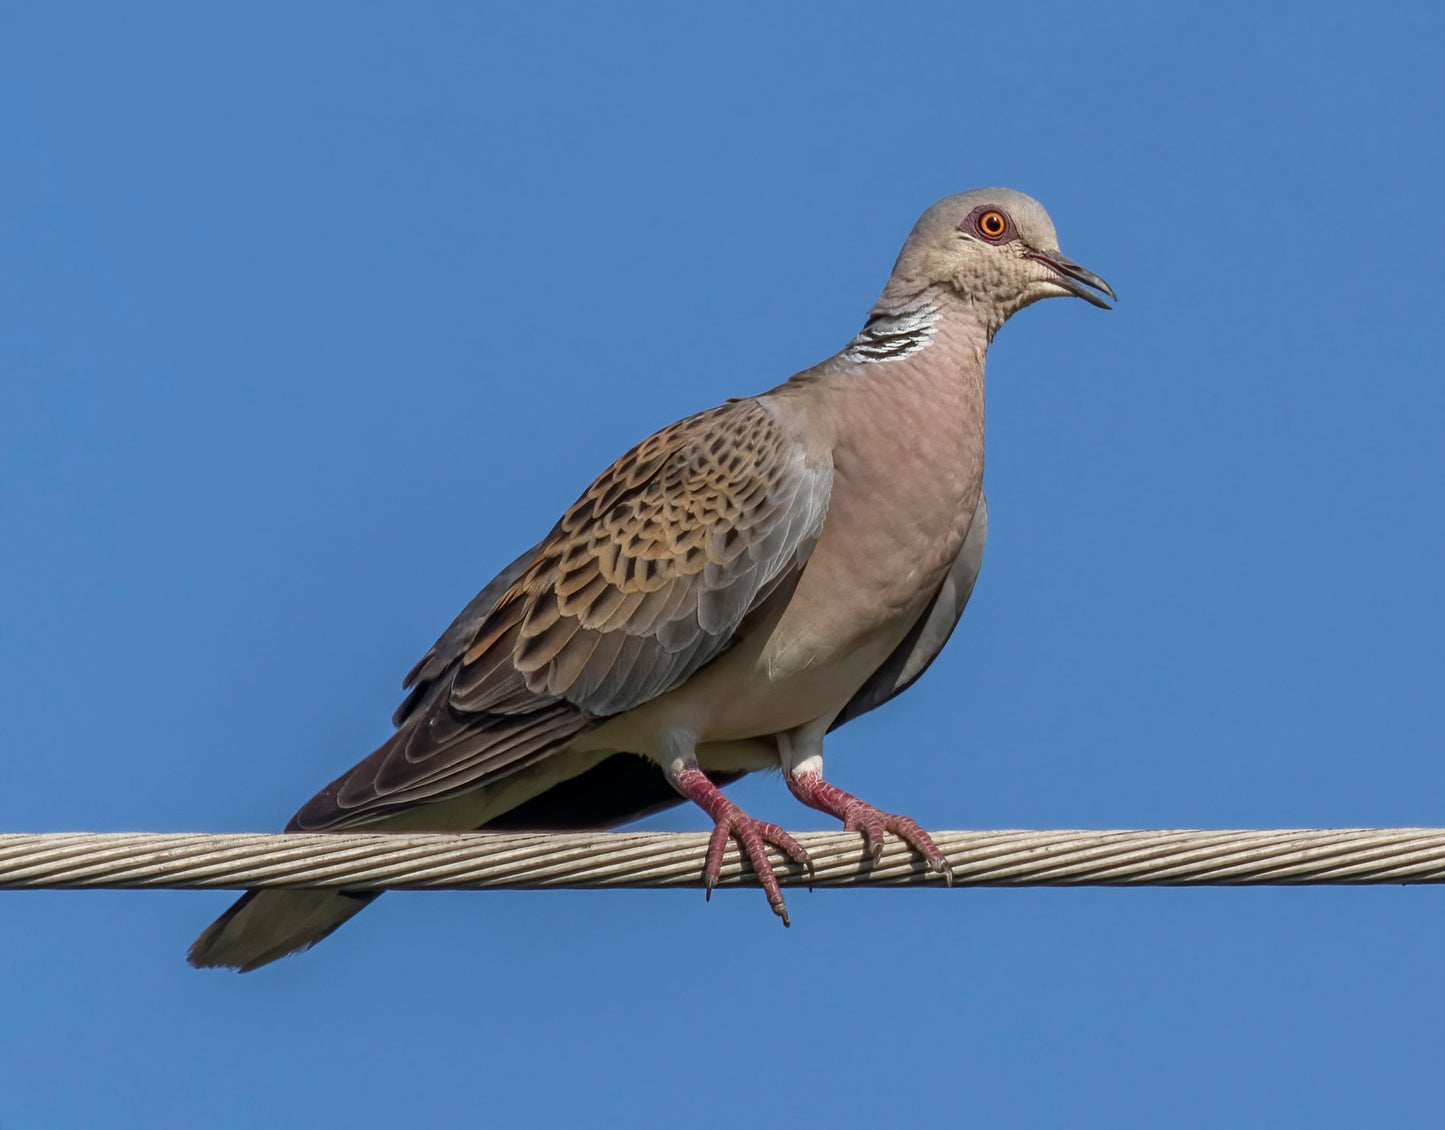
(768, 289), (991, 517)
(779, 285), (991, 395)
(820, 285), (989, 448)
(774, 283), (990, 526)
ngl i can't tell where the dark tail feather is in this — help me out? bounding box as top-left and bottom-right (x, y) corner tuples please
(187, 755), (745, 971)
(186, 888), (380, 972)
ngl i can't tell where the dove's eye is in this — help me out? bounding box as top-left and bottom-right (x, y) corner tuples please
(976, 210), (1008, 239)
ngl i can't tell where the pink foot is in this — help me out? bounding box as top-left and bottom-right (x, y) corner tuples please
(669, 766), (812, 925)
(787, 773), (953, 883)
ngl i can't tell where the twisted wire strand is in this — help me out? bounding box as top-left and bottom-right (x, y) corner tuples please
(2, 828), (1445, 891)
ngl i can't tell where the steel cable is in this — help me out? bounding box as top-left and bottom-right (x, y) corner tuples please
(2, 828), (1444, 891)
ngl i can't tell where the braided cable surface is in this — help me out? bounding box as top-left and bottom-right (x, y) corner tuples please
(3, 828), (1444, 890)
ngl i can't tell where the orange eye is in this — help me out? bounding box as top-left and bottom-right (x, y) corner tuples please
(978, 210), (1008, 238)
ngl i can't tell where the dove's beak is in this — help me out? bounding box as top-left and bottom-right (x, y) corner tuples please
(1027, 249), (1115, 309)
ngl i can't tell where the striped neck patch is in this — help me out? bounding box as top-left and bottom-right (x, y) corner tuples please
(839, 301), (940, 364)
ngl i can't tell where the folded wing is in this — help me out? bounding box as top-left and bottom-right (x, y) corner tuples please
(290, 398), (833, 830)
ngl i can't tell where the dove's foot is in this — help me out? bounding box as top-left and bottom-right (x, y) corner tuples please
(668, 766), (812, 926)
(787, 772), (953, 883)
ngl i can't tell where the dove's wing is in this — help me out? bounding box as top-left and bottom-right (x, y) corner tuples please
(390, 541), (545, 728)
(290, 397), (832, 830)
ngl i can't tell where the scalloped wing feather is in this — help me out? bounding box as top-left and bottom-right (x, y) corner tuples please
(453, 398), (831, 718)
(289, 397), (832, 831)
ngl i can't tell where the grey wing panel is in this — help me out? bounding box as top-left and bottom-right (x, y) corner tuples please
(831, 494), (987, 731)
(392, 540), (546, 727)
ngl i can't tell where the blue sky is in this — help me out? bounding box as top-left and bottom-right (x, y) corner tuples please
(3, 2), (1444, 1126)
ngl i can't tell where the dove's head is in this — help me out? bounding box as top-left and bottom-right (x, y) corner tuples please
(882, 188), (1114, 333)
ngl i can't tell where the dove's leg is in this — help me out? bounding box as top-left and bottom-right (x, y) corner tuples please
(779, 722), (953, 882)
(659, 729), (811, 926)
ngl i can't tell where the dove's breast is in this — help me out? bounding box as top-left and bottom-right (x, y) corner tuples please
(586, 316), (988, 758)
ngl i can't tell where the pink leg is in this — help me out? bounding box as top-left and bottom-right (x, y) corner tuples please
(667, 766), (812, 926)
(787, 772), (953, 883)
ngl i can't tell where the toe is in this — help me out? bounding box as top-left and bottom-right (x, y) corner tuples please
(842, 804), (889, 864)
(735, 820), (793, 926)
(762, 823), (813, 870)
(703, 821), (734, 901)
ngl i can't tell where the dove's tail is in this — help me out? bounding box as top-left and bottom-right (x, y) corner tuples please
(186, 888), (379, 972)
(186, 751), (743, 972)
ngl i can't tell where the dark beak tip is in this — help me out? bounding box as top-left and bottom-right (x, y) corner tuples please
(1062, 274), (1113, 310)
(1062, 263), (1115, 308)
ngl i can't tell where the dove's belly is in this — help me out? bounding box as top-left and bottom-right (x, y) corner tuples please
(691, 490), (981, 745)
(576, 619), (907, 767)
